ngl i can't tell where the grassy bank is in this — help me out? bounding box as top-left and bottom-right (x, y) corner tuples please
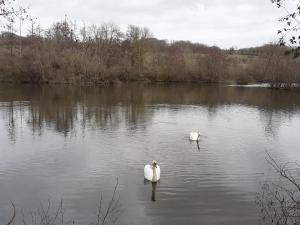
(1, 22), (300, 88)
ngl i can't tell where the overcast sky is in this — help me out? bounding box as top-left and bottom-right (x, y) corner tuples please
(18, 0), (288, 48)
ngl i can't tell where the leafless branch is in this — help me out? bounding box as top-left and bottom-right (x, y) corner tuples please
(5, 180), (121, 225)
(6, 202), (16, 225)
(257, 152), (300, 225)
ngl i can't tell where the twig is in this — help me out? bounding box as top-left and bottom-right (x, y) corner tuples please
(6, 202), (16, 225)
(101, 178), (119, 225)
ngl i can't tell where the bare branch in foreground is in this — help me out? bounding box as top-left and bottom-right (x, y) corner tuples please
(257, 153), (300, 225)
(6, 179), (121, 225)
(6, 202), (16, 225)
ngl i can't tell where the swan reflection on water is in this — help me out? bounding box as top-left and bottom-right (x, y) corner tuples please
(196, 140), (200, 151)
(144, 179), (159, 202)
(189, 139), (200, 151)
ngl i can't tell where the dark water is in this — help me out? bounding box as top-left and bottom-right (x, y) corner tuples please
(1, 84), (300, 225)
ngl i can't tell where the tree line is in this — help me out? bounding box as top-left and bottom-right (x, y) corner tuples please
(0, 5), (300, 87)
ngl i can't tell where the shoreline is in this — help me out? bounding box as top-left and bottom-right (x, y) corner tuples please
(0, 79), (300, 90)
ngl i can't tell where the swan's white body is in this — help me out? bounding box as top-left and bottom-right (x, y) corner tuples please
(144, 161), (160, 182)
(190, 132), (200, 141)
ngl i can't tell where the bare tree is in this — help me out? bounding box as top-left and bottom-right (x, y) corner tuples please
(125, 25), (153, 76)
(257, 153), (300, 225)
(203, 46), (227, 82)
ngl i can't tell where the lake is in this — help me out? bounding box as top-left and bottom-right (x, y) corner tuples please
(1, 83), (300, 225)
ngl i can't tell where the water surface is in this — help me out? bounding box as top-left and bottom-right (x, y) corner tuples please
(1, 84), (300, 225)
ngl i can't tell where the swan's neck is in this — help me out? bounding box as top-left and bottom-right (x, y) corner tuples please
(152, 166), (157, 182)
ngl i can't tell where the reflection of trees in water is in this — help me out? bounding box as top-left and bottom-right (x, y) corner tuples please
(259, 109), (294, 138)
(260, 110), (281, 138)
(1, 102), (26, 143)
(7, 102), (16, 143)
(0, 84), (300, 141)
(206, 106), (219, 121)
(0, 85), (157, 140)
(80, 105), (122, 132)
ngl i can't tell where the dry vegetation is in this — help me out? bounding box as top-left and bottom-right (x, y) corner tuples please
(0, 20), (300, 88)
(5, 180), (121, 225)
(257, 154), (300, 225)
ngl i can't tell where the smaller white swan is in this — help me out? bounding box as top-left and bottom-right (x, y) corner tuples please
(144, 160), (160, 182)
(190, 132), (201, 141)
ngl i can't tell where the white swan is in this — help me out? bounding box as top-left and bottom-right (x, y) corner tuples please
(190, 132), (201, 141)
(144, 160), (160, 182)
